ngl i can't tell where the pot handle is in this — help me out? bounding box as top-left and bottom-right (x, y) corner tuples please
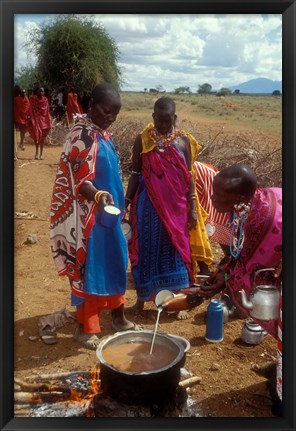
(253, 267), (275, 287)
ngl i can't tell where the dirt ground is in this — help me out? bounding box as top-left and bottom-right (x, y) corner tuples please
(14, 134), (278, 418)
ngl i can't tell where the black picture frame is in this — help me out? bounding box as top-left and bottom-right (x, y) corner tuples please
(1, 1), (295, 430)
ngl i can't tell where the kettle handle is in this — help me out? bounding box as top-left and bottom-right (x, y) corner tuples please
(253, 267), (275, 287)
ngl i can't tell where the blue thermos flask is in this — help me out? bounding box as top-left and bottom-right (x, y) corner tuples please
(205, 299), (224, 342)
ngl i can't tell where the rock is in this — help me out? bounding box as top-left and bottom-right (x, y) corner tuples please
(28, 336), (39, 342)
(24, 234), (38, 245)
(210, 362), (220, 371)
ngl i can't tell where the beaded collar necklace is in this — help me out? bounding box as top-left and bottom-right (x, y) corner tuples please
(74, 114), (111, 140)
(229, 202), (251, 259)
(149, 126), (178, 152)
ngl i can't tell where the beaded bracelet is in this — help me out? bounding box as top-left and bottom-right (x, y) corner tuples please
(131, 170), (141, 175)
(187, 193), (195, 199)
(188, 196), (196, 202)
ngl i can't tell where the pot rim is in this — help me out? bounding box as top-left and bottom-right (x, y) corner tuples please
(96, 330), (186, 376)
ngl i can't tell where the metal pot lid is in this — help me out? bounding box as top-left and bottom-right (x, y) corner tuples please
(245, 319), (264, 332)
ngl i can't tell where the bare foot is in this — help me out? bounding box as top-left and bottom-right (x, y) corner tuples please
(177, 310), (190, 320)
(111, 306), (143, 331)
(127, 299), (145, 315)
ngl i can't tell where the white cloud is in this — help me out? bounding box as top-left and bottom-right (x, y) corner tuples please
(14, 14), (282, 91)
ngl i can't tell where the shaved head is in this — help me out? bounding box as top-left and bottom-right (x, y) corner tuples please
(215, 164), (257, 198)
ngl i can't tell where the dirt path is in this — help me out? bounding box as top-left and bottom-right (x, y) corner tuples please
(14, 139), (277, 418)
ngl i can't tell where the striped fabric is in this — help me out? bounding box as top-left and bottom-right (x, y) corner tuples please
(194, 161), (231, 245)
(276, 289), (282, 400)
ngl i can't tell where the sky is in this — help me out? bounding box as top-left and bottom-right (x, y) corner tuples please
(14, 14), (282, 92)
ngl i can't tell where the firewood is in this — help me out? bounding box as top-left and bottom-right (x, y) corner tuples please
(14, 378), (70, 393)
(25, 371), (91, 382)
(15, 391), (70, 404)
(179, 376), (202, 388)
(14, 403), (31, 410)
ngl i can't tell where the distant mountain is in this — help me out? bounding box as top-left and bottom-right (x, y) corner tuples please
(229, 78), (282, 94)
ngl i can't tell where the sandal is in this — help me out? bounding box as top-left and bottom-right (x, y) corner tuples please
(41, 335), (58, 345)
(111, 321), (143, 332)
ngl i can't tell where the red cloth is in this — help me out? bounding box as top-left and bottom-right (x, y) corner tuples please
(76, 293), (125, 333)
(27, 95), (52, 144)
(14, 95), (30, 126)
(66, 92), (82, 123)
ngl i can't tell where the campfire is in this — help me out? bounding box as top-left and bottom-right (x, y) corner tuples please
(14, 367), (202, 417)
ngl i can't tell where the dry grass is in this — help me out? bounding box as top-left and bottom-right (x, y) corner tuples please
(47, 92), (282, 188)
(110, 118), (281, 188)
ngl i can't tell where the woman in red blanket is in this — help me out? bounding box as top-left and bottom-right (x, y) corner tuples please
(27, 86), (52, 160)
(66, 87), (83, 126)
(14, 88), (30, 151)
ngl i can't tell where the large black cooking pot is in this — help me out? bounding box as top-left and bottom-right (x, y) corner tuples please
(96, 330), (190, 404)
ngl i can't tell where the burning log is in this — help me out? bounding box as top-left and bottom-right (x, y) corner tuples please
(14, 368), (201, 417)
(25, 371), (91, 382)
(14, 378), (71, 393)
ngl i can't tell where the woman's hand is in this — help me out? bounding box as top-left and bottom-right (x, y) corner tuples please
(197, 271), (226, 298)
(98, 192), (114, 211)
(274, 260), (282, 278)
(188, 209), (198, 229)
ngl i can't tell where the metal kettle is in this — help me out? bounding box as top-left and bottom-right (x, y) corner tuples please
(240, 268), (280, 320)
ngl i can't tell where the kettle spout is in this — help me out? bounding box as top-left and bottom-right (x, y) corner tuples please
(240, 289), (253, 310)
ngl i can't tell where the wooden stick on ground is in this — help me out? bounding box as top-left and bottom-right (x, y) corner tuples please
(14, 378), (70, 393)
(15, 391), (70, 404)
(25, 371), (91, 382)
(179, 376), (202, 388)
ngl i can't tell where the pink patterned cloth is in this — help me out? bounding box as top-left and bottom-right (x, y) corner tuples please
(276, 290), (282, 400)
(142, 146), (194, 282)
(225, 187), (282, 338)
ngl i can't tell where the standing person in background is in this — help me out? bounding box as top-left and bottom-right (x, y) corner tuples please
(66, 87), (83, 126)
(27, 85), (52, 160)
(55, 88), (66, 121)
(194, 161), (231, 267)
(50, 83), (139, 350)
(124, 97), (213, 316)
(81, 91), (91, 114)
(14, 88), (30, 151)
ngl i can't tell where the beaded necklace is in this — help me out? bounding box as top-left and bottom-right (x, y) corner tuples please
(149, 126), (177, 152)
(229, 203), (250, 259)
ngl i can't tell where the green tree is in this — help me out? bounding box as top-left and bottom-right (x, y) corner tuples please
(14, 65), (42, 91)
(23, 15), (121, 94)
(272, 90), (281, 96)
(197, 83), (212, 94)
(216, 87), (232, 97)
(174, 86), (191, 94)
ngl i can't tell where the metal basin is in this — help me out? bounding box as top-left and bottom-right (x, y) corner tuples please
(96, 330), (188, 404)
